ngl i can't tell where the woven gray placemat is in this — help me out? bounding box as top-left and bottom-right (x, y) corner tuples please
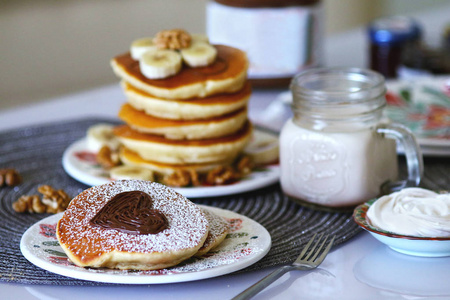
(0, 118), (447, 285)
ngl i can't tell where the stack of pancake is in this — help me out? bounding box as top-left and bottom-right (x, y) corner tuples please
(110, 30), (252, 178)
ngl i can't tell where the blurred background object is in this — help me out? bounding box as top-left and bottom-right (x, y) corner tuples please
(0, 0), (449, 111)
(368, 16), (422, 79)
(206, 0), (323, 88)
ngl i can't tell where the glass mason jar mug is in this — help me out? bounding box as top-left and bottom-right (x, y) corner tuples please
(280, 68), (423, 208)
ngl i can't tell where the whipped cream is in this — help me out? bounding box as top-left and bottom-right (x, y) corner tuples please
(367, 188), (450, 237)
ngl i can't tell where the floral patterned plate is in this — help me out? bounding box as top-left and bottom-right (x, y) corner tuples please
(20, 205), (271, 284)
(385, 77), (450, 155)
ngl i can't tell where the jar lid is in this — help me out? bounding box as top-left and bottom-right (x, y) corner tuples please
(368, 16), (422, 45)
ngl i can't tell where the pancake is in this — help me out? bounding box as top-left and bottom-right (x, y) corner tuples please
(119, 103), (248, 140)
(113, 122), (252, 164)
(123, 81), (251, 120)
(56, 180), (209, 270)
(118, 147), (233, 176)
(111, 45), (248, 100)
(196, 209), (229, 257)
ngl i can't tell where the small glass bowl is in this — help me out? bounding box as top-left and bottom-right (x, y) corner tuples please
(353, 198), (450, 257)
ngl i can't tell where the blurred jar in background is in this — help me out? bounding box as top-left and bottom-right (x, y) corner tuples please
(397, 24), (450, 79)
(206, 0), (323, 88)
(368, 16), (422, 79)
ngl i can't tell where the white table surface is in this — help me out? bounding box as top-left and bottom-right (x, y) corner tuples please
(1, 4), (450, 299)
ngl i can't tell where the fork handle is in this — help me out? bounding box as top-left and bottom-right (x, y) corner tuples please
(232, 265), (296, 300)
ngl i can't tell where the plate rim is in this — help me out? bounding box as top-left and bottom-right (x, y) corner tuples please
(20, 206), (271, 284)
(62, 137), (280, 198)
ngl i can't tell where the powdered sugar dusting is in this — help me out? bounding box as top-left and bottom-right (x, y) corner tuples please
(57, 180), (208, 261)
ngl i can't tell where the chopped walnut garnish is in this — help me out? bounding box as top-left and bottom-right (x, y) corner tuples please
(12, 185), (71, 214)
(236, 156), (253, 176)
(206, 166), (236, 186)
(189, 169), (201, 187)
(0, 168), (22, 187)
(97, 146), (120, 169)
(163, 169), (202, 187)
(153, 29), (191, 50)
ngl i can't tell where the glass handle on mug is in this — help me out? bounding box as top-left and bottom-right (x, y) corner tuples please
(377, 123), (424, 192)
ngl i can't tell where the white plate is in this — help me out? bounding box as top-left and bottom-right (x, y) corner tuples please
(62, 138), (280, 198)
(20, 206), (271, 284)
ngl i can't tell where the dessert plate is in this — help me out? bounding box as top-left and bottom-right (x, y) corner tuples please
(20, 206), (271, 284)
(62, 138), (280, 198)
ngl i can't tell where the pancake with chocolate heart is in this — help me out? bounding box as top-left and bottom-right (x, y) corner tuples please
(119, 103), (247, 140)
(56, 180), (209, 270)
(110, 45), (248, 100)
(122, 81), (251, 120)
(113, 121), (252, 165)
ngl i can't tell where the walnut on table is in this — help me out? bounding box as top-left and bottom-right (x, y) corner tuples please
(12, 195), (44, 213)
(0, 168), (22, 187)
(12, 185), (71, 214)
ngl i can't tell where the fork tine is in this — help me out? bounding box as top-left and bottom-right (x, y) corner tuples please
(314, 235), (335, 266)
(296, 233), (317, 262)
(303, 233), (324, 261)
(309, 234), (329, 262)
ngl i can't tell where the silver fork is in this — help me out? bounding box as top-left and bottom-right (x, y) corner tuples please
(232, 233), (336, 300)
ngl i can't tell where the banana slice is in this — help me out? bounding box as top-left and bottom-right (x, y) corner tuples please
(109, 165), (154, 181)
(130, 37), (158, 60)
(180, 41), (217, 67)
(243, 130), (279, 165)
(139, 49), (182, 79)
(86, 124), (120, 152)
(191, 33), (209, 43)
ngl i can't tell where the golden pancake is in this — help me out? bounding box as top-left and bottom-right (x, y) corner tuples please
(111, 45), (248, 100)
(118, 147), (233, 175)
(56, 180), (209, 270)
(123, 81), (251, 120)
(113, 122), (252, 164)
(119, 103), (248, 140)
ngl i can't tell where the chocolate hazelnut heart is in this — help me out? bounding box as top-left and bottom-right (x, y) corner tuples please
(90, 191), (168, 235)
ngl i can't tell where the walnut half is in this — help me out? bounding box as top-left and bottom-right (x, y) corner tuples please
(163, 169), (201, 187)
(153, 29), (191, 50)
(12, 185), (71, 214)
(0, 168), (22, 187)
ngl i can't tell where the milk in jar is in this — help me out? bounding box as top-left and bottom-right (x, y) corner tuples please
(280, 68), (423, 208)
